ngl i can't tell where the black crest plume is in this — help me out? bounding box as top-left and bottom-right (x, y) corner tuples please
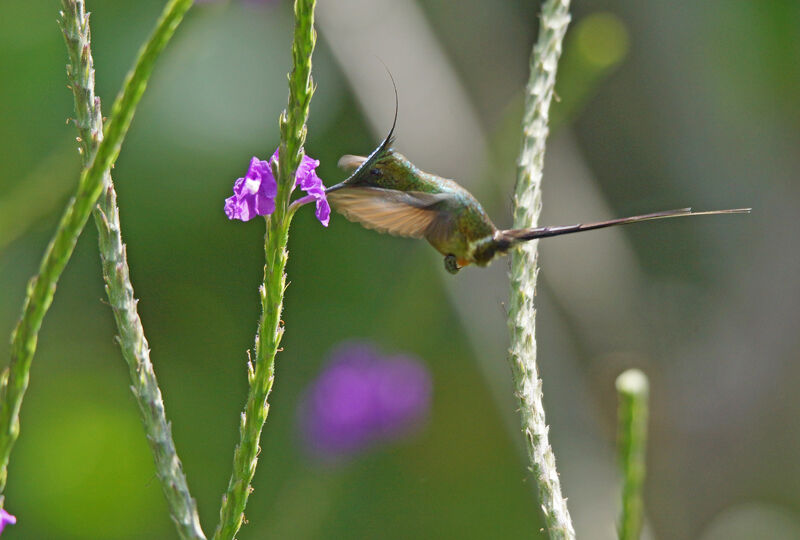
(327, 71), (398, 193)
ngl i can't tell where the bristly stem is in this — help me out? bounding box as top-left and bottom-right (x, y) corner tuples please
(616, 369), (649, 540)
(507, 0), (574, 538)
(0, 0), (193, 496)
(59, 1), (205, 538)
(212, 1), (317, 538)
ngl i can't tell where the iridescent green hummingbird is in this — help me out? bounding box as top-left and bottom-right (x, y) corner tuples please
(325, 97), (750, 274)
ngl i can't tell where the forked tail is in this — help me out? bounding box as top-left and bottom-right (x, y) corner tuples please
(501, 207), (751, 243)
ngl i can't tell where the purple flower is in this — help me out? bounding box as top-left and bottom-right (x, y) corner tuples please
(292, 152), (331, 226)
(224, 148), (329, 226)
(298, 342), (432, 461)
(224, 156), (277, 221)
(0, 508), (16, 534)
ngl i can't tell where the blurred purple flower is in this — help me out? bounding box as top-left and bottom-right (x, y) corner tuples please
(299, 342), (432, 461)
(224, 148), (329, 226)
(0, 508), (15, 534)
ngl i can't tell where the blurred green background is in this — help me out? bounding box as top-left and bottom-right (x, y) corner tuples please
(1, 0), (798, 538)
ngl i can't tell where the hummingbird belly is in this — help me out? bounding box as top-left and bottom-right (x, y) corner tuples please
(426, 235), (470, 261)
(425, 202), (497, 267)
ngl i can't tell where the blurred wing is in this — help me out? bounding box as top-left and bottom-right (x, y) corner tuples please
(337, 155), (367, 173)
(328, 187), (455, 239)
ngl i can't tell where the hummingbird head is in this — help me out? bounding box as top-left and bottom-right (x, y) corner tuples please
(470, 232), (513, 266)
(444, 255), (460, 274)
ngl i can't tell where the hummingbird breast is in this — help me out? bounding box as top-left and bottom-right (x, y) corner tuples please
(423, 190), (498, 265)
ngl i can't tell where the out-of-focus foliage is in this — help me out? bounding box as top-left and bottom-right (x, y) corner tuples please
(0, 1), (797, 538)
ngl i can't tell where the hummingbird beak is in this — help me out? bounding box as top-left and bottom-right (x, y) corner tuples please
(324, 182), (347, 194)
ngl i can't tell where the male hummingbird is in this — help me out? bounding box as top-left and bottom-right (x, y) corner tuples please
(325, 97), (750, 274)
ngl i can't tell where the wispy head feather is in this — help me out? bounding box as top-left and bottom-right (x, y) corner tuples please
(327, 70), (398, 193)
(355, 70), (397, 172)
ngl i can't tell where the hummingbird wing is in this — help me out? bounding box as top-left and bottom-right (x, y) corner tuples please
(337, 155), (367, 173)
(327, 186), (456, 239)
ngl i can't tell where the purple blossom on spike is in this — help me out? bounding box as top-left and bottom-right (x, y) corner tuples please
(224, 148), (329, 226)
(293, 153), (331, 226)
(298, 342), (432, 461)
(0, 508), (16, 534)
(224, 156), (277, 221)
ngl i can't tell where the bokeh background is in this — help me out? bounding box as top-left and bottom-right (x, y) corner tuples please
(1, 0), (798, 538)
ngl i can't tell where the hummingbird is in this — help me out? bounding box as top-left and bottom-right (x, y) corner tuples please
(325, 93), (750, 275)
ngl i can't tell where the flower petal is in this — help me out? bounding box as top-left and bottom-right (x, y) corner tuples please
(254, 192), (276, 216)
(224, 195), (239, 219)
(315, 197), (331, 227)
(0, 508), (16, 533)
(247, 156), (272, 181)
(258, 169), (278, 199)
(292, 157), (330, 226)
(296, 155), (322, 190)
(225, 156), (277, 221)
(232, 176), (248, 197)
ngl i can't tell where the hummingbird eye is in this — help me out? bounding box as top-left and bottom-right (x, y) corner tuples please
(444, 255), (460, 275)
(370, 168), (381, 177)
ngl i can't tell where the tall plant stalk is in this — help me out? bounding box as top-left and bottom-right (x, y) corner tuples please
(0, 0), (193, 497)
(616, 369), (649, 540)
(59, 1), (205, 538)
(507, 0), (575, 538)
(213, 1), (317, 538)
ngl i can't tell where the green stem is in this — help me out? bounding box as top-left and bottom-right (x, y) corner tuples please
(0, 0), (193, 495)
(507, 0), (574, 539)
(213, 1), (317, 538)
(616, 369), (649, 540)
(59, 2), (205, 538)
